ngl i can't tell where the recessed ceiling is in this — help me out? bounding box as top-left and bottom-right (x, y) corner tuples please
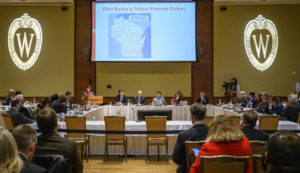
(0, 0), (73, 4)
(214, 0), (300, 5)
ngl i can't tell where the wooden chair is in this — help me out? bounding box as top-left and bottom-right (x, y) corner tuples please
(104, 116), (127, 162)
(145, 116), (168, 163)
(76, 141), (85, 163)
(2, 114), (14, 130)
(253, 155), (267, 173)
(200, 155), (249, 173)
(259, 115), (279, 131)
(65, 116), (90, 162)
(249, 141), (266, 155)
(204, 116), (213, 126)
(185, 141), (205, 172)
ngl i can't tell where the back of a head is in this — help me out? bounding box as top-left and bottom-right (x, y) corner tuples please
(37, 108), (58, 134)
(12, 124), (37, 152)
(190, 103), (206, 121)
(267, 131), (300, 173)
(206, 115), (244, 143)
(58, 94), (66, 103)
(0, 128), (23, 173)
(51, 94), (59, 103)
(11, 99), (20, 107)
(288, 93), (298, 103)
(242, 110), (257, 128)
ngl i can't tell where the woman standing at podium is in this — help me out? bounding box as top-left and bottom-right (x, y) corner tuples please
(81, 85), (95, 100)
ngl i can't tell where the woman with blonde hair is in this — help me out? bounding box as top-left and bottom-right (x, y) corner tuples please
(0, 128), (23, 173)
(190, 115), (252, 173)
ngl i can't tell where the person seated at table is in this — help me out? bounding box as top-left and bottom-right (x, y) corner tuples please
(81, 85), (94, 100)
(172, 103), (208, 173)
(6, 99), (34, 126)
(12, 125), (47, 173)
(269, 96), (283, 115)
(255, 92), (269, 113)
(152, 90), (166, 106)
(50, 94), (59, 105)
(240, 110), (268, 141)
(4, 88), (15, 106)
(190, 115), (252, 173)
(132, 90), (146, 105)
(0, 128), (23, 173)
(34, 98), (50, 120)
(65, 91), (78, 109)
(263, 131), (300, 173)
(246, 91), (258, 108)
(237, 91), (248, 107)
(35, 108), (83, 173)
(280, 93), (300, 123)
(114, 89), (128, 106)
(172, 91), (183, 105)
(15, 94), (34, 120)
(50, 94), (67, 114)
(196, 92), (209, 105)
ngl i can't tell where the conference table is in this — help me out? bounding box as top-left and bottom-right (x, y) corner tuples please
(2, 105), (300, 155)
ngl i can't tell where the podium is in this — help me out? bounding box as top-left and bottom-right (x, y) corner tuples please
(82, 96), (103, 105)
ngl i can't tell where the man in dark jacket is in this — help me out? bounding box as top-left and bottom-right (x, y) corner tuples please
(51, 94), (67, 114)
(6, 99), (34, 126)
(35, 108), (83, 173)
(172, 103), (209, 173)
(241, 110), (268, 141)
(281, 93), (300, 123)
(255, 92), (269, 113)
(12, 124), (47, 173)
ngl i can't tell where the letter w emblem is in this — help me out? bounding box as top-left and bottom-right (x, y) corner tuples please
(252, 33), (270, 59)
(16, 32), (35, 58)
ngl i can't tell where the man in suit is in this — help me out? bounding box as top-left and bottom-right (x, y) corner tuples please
(269, 96), (284, 115)
(246, 91), (258, 108)
(65, 91), (78, 109)
(12, 124), (47, 173)
(264, 131), (300, 173)
(255, 92), (269, 113)
(35, 108), (83, 173)
(196, 92), (209, 105)
(114, 89), (128, 106)
(132, 90), (146, 105)
(281, 93), (300, 123)
(51, 94), (67, 114)
(152, 90), (167, 106)
(15, 94), (34, 120)
(6, 99), (34, 126)
(172, 103), (209, 173)
(241, 110), (268, 141)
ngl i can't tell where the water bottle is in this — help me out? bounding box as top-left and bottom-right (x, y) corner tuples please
(33, 97), (36, 104)
(127, 99), (130, 106)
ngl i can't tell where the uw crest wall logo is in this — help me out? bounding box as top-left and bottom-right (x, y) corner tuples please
(244, 15), (278, 72)
(8, 13), (43, 71)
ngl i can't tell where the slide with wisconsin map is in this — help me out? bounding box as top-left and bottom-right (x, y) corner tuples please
(92, 2), (196, 62)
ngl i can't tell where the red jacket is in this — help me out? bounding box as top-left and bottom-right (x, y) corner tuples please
(190, 137), (252, 173)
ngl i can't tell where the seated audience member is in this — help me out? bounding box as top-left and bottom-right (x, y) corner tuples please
(12, 125), (47, 173)
(34, 98), (50, 119)
(269, 97), (283, 115)
(257, 92), (263, 105)
(246, 91), (258, 108)
(172, 104), (209, 173)
(50, 94), (59, 106)
(264, 131), (300, 173)
(280, 93), (300, 122)
(15, 94), (34, 120)
(172, 91), (183, 105)
(51, 94), (67, 114)
(4, 88), (15, 106)
(237, 91), (248, 107)
(65, 91), (76, 108)
(15, 90), (22, 96)
(241, 110), (268, 141)
(114, 89), (128, 106)
(0, 128), (23, 173)
(152, 90), (167, 106)
(190, 115), (252, 173)
(35, 108), (83, 173)
(255, 92), (269, 113)
(81, 85), (94, 100)
(132, 90), (146, 105)
(196, 92), (209, 105)
(6, 99), (34, 126)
